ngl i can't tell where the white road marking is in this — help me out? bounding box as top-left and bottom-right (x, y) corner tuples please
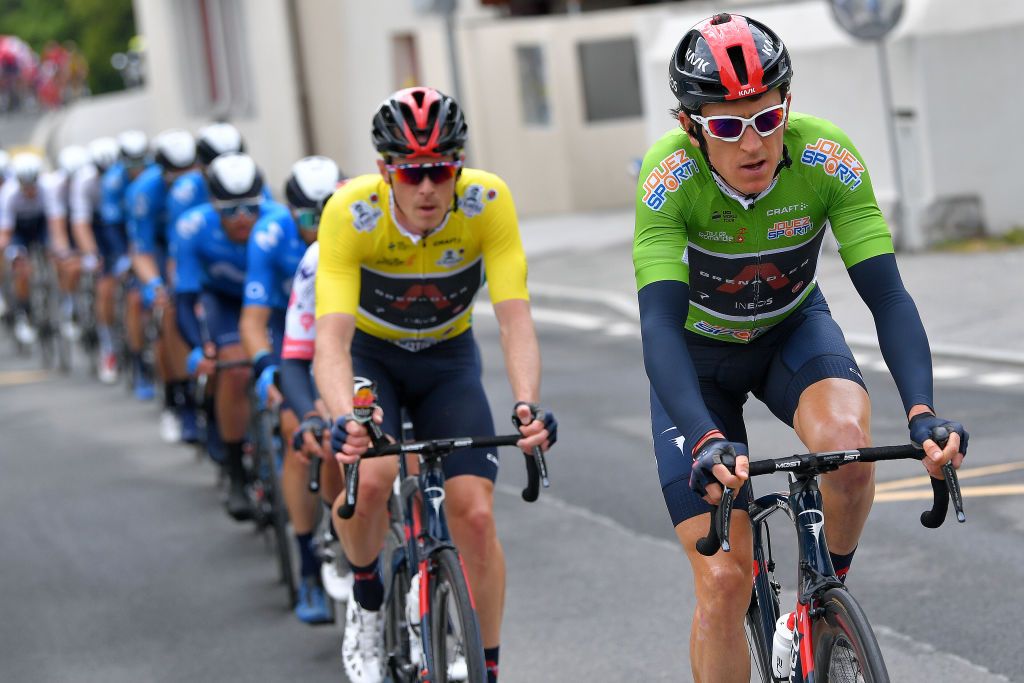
(932, 365), (970, 380)
(976, 372), (1024, 387)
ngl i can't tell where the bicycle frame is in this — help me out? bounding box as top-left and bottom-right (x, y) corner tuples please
(388, 447), (470, 679)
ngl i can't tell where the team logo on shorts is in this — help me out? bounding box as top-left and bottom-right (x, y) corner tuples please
(351, 200), (383, 232)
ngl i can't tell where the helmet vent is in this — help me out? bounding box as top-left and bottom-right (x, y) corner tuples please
(727, 45), (749, 85)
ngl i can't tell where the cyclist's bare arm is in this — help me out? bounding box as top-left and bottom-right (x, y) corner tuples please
(492, 298), (554, 452)
(70, 218), (99, 255)
(491, 298), (540, 404)
(312, 311), (357, 419)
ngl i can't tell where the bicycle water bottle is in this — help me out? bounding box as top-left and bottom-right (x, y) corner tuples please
(406, 572), (423, 666)
(771, 611), (796, 679)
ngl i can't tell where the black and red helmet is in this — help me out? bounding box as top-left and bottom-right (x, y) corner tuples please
(371, 87), (468, 158)
(669, 13), (793, 113)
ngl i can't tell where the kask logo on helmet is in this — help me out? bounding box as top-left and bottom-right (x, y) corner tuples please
(642, 149), (699, 210)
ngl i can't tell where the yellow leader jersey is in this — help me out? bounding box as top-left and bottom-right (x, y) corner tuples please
(316, 169), (529, 352)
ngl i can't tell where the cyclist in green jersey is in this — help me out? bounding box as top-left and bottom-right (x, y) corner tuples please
(633, 14), (968, 682)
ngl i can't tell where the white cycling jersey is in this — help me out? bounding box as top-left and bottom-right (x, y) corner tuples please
(40, 170), (71, 220)
(69, 164), (101, 225)
(281, 240), (318, 361)
(0, 180), (47, 232)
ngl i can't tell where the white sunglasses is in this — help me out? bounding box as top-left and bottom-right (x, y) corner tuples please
(690, 102), (788, 142)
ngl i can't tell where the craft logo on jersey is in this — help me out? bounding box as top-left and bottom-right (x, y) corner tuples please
(800, 138), (865, 189)
(351, 200), (382, 232)
(768, 216), (811, 240)
(642, 149), (699, 210)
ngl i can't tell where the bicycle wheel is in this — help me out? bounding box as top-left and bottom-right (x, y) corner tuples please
(258, 411), (297, 608)
(811, 587), (889, 683)
(427, 548), (486, 683)
(382, 523), (415, 682)
(744, 584), (777, 683)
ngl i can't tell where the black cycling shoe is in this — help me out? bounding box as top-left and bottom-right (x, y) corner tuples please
(225, 479), (253, 521)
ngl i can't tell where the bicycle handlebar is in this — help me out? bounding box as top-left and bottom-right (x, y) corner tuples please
(696, 441), (966, 557)
(336, 433), (541, 520)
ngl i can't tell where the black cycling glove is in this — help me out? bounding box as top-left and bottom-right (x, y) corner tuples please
(689, 439), (748, 498)
(909, 413), (969, 456)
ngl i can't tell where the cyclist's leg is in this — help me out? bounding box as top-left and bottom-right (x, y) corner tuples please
(406, 332), (503, 650)
(332, 345), (402, 574)
(651, 386), (754, 683)
(760, 293), (872, 565)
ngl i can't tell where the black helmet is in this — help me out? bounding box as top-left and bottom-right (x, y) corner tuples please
(153, 129), (196, 172)
(669, 13), (793, 113)
(197, 122), (244, 166)
(371, 87), (467, 158)
(207, 153), (264, 202)
(285, 156), (341, 210)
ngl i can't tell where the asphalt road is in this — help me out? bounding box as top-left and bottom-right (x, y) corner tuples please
(1, 298), (1021, 682)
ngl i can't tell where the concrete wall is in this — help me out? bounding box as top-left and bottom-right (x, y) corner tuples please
(460, 8), (647, 214)
(639, 0), (1024, 240)
(132, 0), (306, 193)
(79, 0), (1022, 236)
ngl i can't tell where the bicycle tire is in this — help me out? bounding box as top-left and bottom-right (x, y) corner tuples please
(744, 586), (776, 683)
(427, 548), (486, 683)
(811, 587), (889, 683)
(383, 523), (415, 682)
(265, 415), (298, 608)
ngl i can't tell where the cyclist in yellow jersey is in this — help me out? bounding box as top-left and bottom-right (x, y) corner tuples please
(315, 87), (556, 683)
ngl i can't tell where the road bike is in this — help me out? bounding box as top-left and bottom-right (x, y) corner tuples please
(337, 384), (549, 682)
(193, 357), (298, 607)
(697, 435), (965, 683)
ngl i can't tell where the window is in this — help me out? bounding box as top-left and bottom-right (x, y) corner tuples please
(516, 45), (550, 126)
(174, 0), (255, 117)
(392, 34), (421, 90)
(577, 37), (642, 122)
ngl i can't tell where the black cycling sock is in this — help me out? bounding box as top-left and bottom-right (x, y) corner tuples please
(164, 382), (176, 409)
(295, 532), (320, 578)
(350, 558), (384, 611)
(485, 645), (500, 683)
(224, 441), (245, 482)
(830, 547), (857, 583)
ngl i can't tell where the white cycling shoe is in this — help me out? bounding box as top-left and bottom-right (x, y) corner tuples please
(342, 599), (384, 683)
(159, 409), (182, 443)
(98, 351), (119, 385)
(322, 558), (353, 603)
(14, 315), (37, 346)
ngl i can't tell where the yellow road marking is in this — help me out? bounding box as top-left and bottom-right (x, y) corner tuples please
(875, 485), (1024, 502)
(875, 461), (1024, 492)
(0, 369), (51, 386)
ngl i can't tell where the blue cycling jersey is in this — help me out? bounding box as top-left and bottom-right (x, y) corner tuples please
(167, 169), (274, 231)
(125, 165), (172, 256)
(244, 208), (306, 311)
(175, 200), (288, 299)
(100, 162), (140, 227)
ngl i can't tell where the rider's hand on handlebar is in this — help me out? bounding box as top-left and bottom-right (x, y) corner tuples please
(512, 402), (557, 455)
(330, 407), (384, 466)
(909, 411), (968, 478)
(187, 343), (217, 377)
(690, 438), (749, 505)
